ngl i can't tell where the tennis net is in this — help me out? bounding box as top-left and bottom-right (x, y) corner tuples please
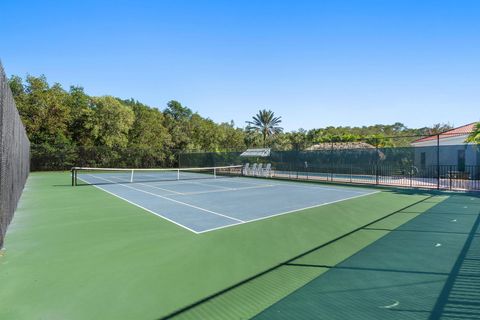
(71, 165), (244, 186)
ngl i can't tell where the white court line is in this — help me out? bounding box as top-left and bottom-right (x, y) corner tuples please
(107, 175), (274, 196)
(103, 176), (186, 195)
(77, 176), (201, 234)
(88, 174), (245, 223)
(137, 177), (242, 193)
(136, 182), (185, 195)
(79, 174), (379, 234)
(166, 184), (275, 196)
(379, 301), (400, 309)
(147, 177), (238, 190)
(120, 174), (238, 191)
(131, 171), (228, 187)
(186, 180), (234, 190)
(270, 182), (373, 194)
(214, 178), (268, 187)
(108, 175), (274, 196)
(196, 190), (380, 234)
(227, 177), (372, 194)
(81, 172), (365, 194)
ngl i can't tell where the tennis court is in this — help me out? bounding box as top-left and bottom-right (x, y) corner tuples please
(1, 171), (480, 320)
(74, 166), (377, 233)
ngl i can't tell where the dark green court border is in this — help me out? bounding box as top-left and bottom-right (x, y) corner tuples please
(253, 194), (480, 319)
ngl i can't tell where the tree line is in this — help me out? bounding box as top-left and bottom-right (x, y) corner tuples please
(9, 74), (460, 170)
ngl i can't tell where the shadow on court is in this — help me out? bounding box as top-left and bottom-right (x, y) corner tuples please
(253, 194), (480, 320)
(47, 176), (480, 319)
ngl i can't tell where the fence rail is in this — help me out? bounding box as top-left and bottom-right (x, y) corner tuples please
(179, 147), (480, 192)
(269, 164), (480, 191)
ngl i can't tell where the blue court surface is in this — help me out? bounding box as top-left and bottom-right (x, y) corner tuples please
(78, 173), (378, 233)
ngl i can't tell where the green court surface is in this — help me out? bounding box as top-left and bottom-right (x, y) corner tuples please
(0, 172), (478, 319)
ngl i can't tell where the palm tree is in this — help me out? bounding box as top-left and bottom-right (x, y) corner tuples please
(246, 109), (283, 147)
(466, 122), (480, 144)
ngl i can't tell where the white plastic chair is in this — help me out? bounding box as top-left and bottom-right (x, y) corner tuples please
(264, 163), (272, 177)
(250, 163), (257, 176)
(256, 163), (263, 176)
(243, 163), (250, 176)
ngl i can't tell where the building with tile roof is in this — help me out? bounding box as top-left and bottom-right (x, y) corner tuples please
(410, 122), (479, 176)
(411, 122), (477, 147)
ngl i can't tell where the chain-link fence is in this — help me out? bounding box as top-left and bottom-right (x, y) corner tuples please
(28, 127), (479, 192)
(30, 145), (179, 171)
(0, 62), (30, 248)
(179, 133), (480, 191)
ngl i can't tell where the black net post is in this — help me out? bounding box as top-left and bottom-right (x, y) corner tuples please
(71, 168), (77, 186)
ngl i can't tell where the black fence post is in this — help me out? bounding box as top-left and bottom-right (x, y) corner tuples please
(437, 134), (440, 190)
(330, 141), (334, 182)
(449, 165), (452, 190)
(375, 141), (379, 185)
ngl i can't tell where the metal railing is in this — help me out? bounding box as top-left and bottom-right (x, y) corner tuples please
(270, 163), (480, 191)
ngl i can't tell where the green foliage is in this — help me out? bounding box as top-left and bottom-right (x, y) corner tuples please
(90, 96), (135, 148)
(425, 123), (454, 135)
(218, 122), (246, 151)
(467, 122), (480, 144)
(123, 100), (166, 145)
(14, 75), (71, 145)
(9, 76), (248, 169)
(164, 100), (193, 120)
(288, 129), (309, 150)
(246, 109), (283, 147)
(67, 86), (95, 146)
(9, 74), (463, 170)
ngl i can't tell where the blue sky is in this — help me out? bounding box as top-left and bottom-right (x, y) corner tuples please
(1, 0), (479, 131)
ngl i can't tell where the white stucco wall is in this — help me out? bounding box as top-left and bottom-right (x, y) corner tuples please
(411, 134), (479, 168)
